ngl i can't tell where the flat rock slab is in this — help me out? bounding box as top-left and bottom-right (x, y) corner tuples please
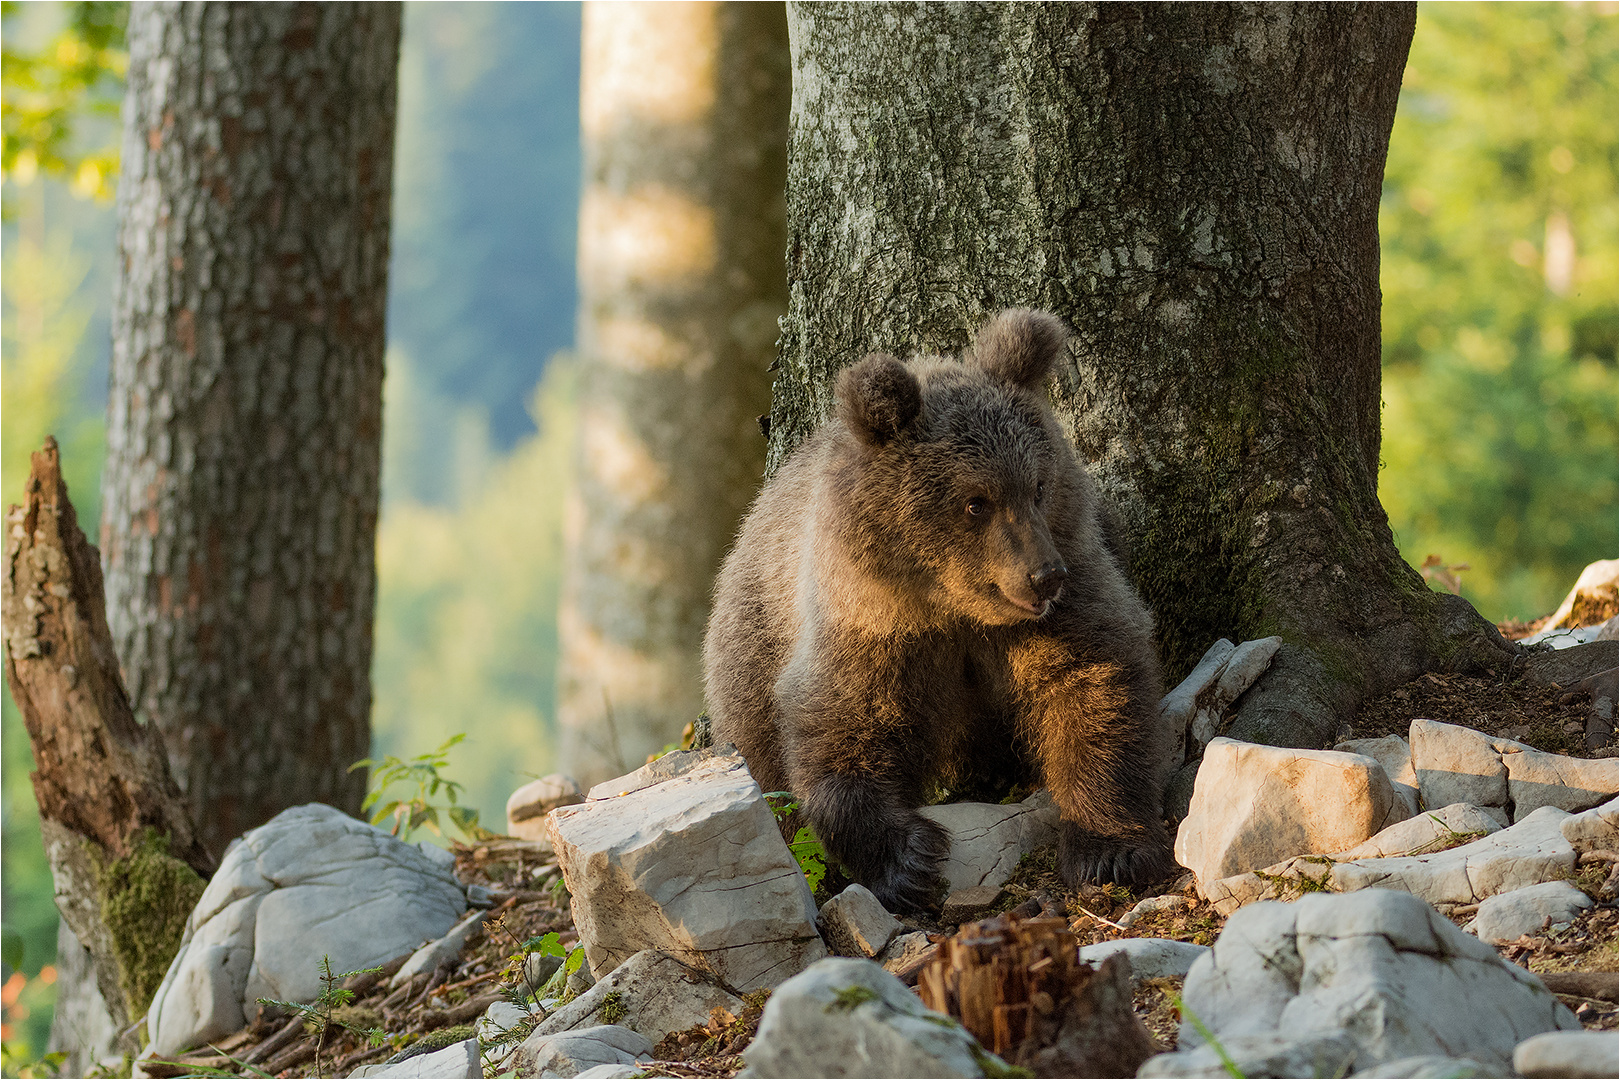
(1079, 938), (1208, 981)
(511, 1024), (652, 1079)
(1468, 880), (1594, 942)
(506, 774), (583, 843)
(919, 790), (1058, 892)
(1141, 1032), (1359, 1079)
(1154, 638), (1282, 782)
(548, 750), (824, 990)
(530, 949), (743, 1043)
(1348, 1056), (1494, 1078)
(940, 885), (1008, 925)
(147, 804), (468, 1058)
(1514, 1030), (1620, 1079)
(1561, 797), (1618, 852)
(1173, 889), (1577, 1076)
(350, 1038), (480, 1078)
(740, 957), (1002, 1078)
(1176, 738), (1407, 887)
(1334, 735), (1420, 818)
(1205, 805), (1578, 915)
(818, 885), (902, 958)
(1331, 802), (1501, 861)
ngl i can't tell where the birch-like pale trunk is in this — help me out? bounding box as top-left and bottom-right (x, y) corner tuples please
(102, 2), (400, 857)
(772, 2), (1513, 770)
(557, 2), (790, 785)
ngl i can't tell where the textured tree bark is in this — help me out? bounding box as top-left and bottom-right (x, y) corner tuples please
(558, 1), (789, 784)
(3, 438), (212, 1035)
(103, 2), (399, 856)
(774, 2), (1513, 761)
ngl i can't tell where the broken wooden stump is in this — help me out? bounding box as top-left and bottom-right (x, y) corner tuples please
(1, 437), (212, 1036)
(918, 909), (1162, 1078)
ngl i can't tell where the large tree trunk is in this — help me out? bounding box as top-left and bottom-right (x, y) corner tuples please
(773, 2), (1514, 763)
(102, 2), (400, 858)
(558, 1), (789, 784)
(3, 438), (212, 1041)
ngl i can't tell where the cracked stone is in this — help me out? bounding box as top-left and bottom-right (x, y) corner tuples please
(1163, 890), (1578, 1077)
(547, 750), (825, 990)
(818, 885), (902, 958)
(918, 790), (1059, 892)
(528, 950), (744, 1043)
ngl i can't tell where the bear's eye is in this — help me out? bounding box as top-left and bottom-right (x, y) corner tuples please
(1035, 481), (1045, 504)
(966, 497), (991, 517)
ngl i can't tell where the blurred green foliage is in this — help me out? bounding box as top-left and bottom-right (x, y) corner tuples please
(1379, 2), (1619, 621)
(0, 0), (125, 204)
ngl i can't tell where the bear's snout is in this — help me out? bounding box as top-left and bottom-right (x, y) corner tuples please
(1030, 562), (1069, 603)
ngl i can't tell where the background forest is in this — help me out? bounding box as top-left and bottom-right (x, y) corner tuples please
(0, 0), (1615, 1061)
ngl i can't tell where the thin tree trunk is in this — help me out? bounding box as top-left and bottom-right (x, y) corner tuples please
(558, 1), (789, 785)
(774, 2), (1513, 759)
(3, 438), (212, 1037)
(103, 2), (400, 857)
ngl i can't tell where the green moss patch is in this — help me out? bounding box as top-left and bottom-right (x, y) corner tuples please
(95, 829), (206, 1017)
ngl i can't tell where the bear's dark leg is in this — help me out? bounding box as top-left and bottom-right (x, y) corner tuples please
(1008, 636), (1175, 890)
(796, 772), (950, 914)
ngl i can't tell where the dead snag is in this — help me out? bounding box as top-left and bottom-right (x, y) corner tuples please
(1, 436), (213, 1033)
(918, 911), (1162, 1078)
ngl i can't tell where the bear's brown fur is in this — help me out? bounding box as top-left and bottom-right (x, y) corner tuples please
(703, 309), (1172, 912)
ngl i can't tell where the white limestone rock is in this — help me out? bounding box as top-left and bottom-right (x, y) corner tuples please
(349, 1038), (480, 1079)
(1173, 890), (1577, 1076)
(549, 751), (824, 990)
(1176, 738), (1408, 889)
(511, 1025), (653, 1079)
(876, 931), (933, 976)
(1501, 745), (1619, 820)
(390, 908), (490, 987)
(147, 804), (467, 1058)
(1348, 1056), (1493, 1078)
(1334, 734), (1420, 818)
(1140, 1032), (1358, 1079)
(919, 790), (1059, 892)
(1513, 1030), (1620, 1079)
(1468, 880), (1594, 942)
(1118, 893), (1191, 928)
(529, 949), (743, 1043)
(1155, 638), (1237, 779)
(477, 999), (536, 1045)
(818, 885), (902, 959)
(1079, 938), (1207, 980)
(1561, 797), (1618, 852)
(506, 774), (583, 843)
(740, 957), (1003, 1078)
(1410, 719), (1512, 824)
(1204, 804), (1577, 916)
(1332, 802), (1502, 860)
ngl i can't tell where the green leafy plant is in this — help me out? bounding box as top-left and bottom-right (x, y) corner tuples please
(257, 956), (385, 1079)
(351, 734), (490, 841)
(764, 792), (828, 893)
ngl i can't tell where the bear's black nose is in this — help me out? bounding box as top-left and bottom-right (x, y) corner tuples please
(1030, 563), (1069, 601)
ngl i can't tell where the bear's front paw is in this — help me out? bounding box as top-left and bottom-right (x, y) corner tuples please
(1059, 824), (1177, 889)
(861, 814), (950, 915)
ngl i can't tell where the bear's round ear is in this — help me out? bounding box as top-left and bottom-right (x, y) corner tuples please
(968, 308), (1070, 389)
(836, 353), (922, 446)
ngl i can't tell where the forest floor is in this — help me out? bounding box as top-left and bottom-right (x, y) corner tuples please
(147, 617), (1618, 1078)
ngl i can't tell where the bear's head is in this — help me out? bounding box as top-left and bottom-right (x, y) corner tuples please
(833, 309), (1089, 627)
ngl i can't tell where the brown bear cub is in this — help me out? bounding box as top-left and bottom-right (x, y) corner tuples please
(703, 309), (1173, 913)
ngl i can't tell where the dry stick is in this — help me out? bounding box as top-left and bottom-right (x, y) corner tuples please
(238, 1014), (305, 1065)
(1072, 905), (1129, 931)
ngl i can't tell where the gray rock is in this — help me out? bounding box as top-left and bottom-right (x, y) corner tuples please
(1410, 719), (1511, 824)
(919, 790), (1059, 892)
(477, 999), (537, 1045)
(1205, 804), (1578, 916)
(147, 804), (467, 1057)
(1118, 893), (1191, 928)
(1513, 1030), (1620, 1079)
(1501, 745), (1619, 820)
(940, 884), (1007, 925)
(525, 951), (565, 991)
(1155, 638), (1237, 779)
(818, 885), (902, 958)
(511, 1025), (653, 1079)
(549, 750), (825, 990)
(876, 931), (933, 975)
(585, 746), (728, 800)
(572, 1068), (644, 1080)
(1468, 880), (1594, 942)
(1178, 738), (1407, 890)
(1349, 1055), (1492, 1078)
(1079, 938), (1207, 980)
(740, 957), (1003, 1078)
(1175, 889), (1578, 1076)
(349, 1037), (480, 1078)
(1561, 797), (1618, 852)
(531, 949), (743, 1043)
(1332, 802), (1503, 860)
(1139, 1032), (1359, 1079)
(391, 908), (490, 987)
(1334, 735), (1420, 818)
(507, 774), (584, 843)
